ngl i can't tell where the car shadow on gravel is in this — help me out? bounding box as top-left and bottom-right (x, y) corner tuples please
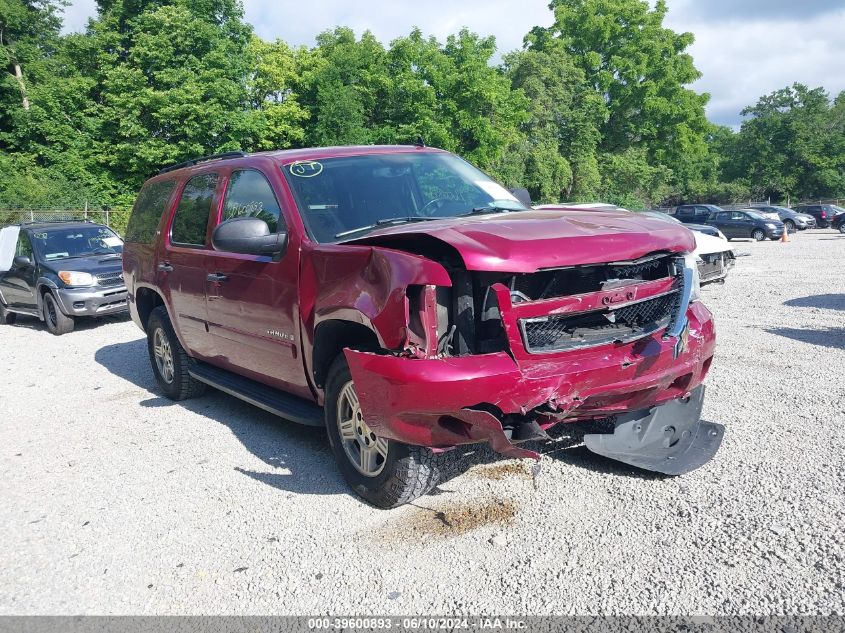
(784, 294), (845, 311)
(96, 339), (674, 500)
(765, 326), (845, 350)
(440, 418), (672, 485)
(5, 311), (131, 333)
(95, 338), (348, 497)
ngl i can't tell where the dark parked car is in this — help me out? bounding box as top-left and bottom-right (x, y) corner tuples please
(707, 209), (785, 241)
(750, 205), (815, 231)
(643, 211), (724, 238)
(123, 146), (721, 508)
(832, 213), (845, 234)
(673, 204), (724, 225)
(0, 221), (127, 334)
(793, 204), (845, 229)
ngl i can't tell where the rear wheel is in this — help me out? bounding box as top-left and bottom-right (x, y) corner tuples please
(324, 354), (441, 508)
(839, 223), (845, 235)
(752, 229), (766, 241)
(42, 292), (74, 335)
(146, 306), (206, 401)
(0, 300), (16, 325)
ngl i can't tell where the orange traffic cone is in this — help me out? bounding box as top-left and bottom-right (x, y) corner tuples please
(781, 227), (789, 243)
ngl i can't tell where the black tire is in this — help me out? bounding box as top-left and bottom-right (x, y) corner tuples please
(839, 223), (845, 235)
(751, 229), (766, 242)
(324, 354), (441, 509)
(0, 300), (16, 325)
(42, 292), (74, 335)
(784, 220), (795, 232)
(146, 305), (207, 401)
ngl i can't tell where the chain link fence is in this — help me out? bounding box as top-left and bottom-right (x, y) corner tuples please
(0, 208), (132, 235)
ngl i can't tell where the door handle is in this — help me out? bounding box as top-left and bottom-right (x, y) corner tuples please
(206, 273), (228, 283)
(157, 262), (174, 273)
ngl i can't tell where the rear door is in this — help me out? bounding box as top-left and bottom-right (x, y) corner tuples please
(203, 167), (311, 398)
(158, 172), (220, 358)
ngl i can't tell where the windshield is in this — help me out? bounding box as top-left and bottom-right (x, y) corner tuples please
(830, 205), (845, 214)
(30, 226), (124, 260)
(281, 152), (529, 243)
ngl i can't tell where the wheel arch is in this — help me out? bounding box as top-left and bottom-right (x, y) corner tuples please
(312, 319), (380, 390)
(134, 286), (166, 332)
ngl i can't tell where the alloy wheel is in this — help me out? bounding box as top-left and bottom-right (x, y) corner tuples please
(152, 327), (175, 384)
(336, 381), (388, 477)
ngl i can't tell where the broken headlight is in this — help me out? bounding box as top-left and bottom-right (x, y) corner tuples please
(683, 254), (702, 303)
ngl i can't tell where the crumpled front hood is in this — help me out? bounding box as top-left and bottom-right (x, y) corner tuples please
(694, 232), (733, 256)
(343, 209), (696, 273)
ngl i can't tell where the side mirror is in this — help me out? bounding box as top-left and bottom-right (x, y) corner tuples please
(13, 255), (31, 268)
(212, 217), (287, 256)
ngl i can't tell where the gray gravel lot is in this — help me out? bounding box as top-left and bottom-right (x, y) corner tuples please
(1, 231), (844, 616)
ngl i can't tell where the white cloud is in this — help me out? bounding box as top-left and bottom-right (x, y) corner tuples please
(665, 6), (845, 125)
(243, 0), (554, 56)
(60, 0), (845, 126)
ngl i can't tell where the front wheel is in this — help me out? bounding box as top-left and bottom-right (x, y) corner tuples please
(752, 229), (766, 241)
(42, 292), (74, 335)
(324, 355), (441, 508)
(784, 220), (795, 232)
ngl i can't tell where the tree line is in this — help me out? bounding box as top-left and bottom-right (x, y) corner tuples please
(2, 0), (844, 213)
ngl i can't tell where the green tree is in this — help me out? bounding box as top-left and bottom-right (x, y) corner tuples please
(84, 0), (259, 190)
(504, 36), (603, 201)
(248, 36), (309, 151)
(533, 0), (710, 200)
(298, 27), (389, 146)
(731, 84), (845, 201)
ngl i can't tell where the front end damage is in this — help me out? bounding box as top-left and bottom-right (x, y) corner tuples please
(343, 250), (723, 475)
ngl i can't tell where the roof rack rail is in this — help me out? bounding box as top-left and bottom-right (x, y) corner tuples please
(159, 151), (247, 174)
(21, 219), (95, 225)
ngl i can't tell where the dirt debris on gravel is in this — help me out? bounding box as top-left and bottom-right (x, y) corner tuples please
(0, 232), (843, 615)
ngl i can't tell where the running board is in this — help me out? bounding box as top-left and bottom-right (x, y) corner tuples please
(188, 361), (324, 427)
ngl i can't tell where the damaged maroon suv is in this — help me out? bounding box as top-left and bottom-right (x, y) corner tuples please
(123, 146), (723, 508)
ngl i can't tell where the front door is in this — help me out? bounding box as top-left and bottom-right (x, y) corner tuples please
(158, 172), (219, 358)
(0, 231), (37, 309)
(204, 168), (310, 399)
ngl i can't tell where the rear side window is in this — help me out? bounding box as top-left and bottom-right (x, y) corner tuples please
(171, 173), (219, 246)
(125, 180), (177, 243)
(221, 170), (283, 233)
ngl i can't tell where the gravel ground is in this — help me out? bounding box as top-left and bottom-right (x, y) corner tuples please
(1, 231), (844, 616)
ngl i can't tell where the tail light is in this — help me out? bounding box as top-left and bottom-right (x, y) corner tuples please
(821, 211), (827, 219)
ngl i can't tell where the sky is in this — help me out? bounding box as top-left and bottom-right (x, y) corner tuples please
(60, 0), (845, 127)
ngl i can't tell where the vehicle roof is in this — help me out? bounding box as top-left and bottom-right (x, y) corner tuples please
(150, 145), (449, 181)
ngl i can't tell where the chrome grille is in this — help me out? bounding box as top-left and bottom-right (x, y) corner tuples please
(96, 272), (124, 287)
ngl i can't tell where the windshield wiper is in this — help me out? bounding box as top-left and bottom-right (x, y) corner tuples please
(335, 216), (438, 239)
(461, 205), (523, 216)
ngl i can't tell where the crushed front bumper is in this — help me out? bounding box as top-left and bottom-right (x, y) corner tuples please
(345, 301), (717, 472)
(55, 286), (128, 317)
